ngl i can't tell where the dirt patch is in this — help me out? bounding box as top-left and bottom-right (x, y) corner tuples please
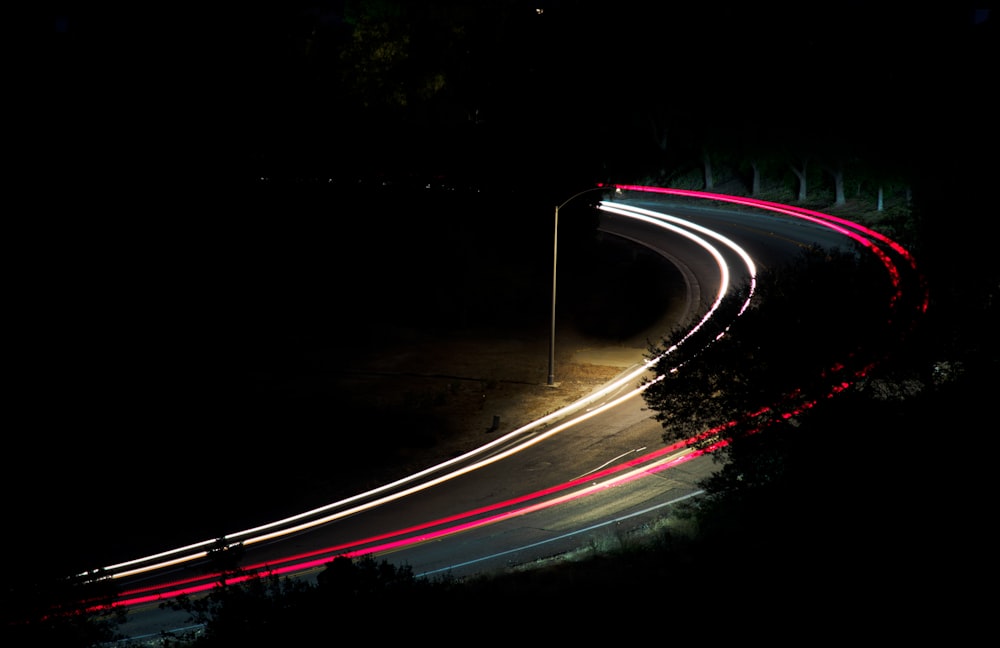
(315, 328), (631, 495)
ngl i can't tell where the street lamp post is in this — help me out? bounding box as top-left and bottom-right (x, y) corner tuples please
(548, 185), (608, 386)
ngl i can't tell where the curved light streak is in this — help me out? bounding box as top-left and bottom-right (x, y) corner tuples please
(108, 438), (713, 609)
(84, 196), (754, 584)
(80, 187), (923, 616)
(597, 200), (760, 378)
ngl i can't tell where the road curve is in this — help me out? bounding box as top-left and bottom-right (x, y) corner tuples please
(91, 187), (927, 643)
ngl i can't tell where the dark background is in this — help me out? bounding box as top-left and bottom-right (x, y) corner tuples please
(45, 3), (992, 188)
(18, 2), (997, 577)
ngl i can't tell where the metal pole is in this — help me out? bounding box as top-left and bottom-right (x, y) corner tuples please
(546, 185), (610, 387)
(548, 204), (559, 386)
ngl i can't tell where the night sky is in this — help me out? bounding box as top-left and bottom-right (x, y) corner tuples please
(41, 4), (996, 196)
(20, 1), (997, 577)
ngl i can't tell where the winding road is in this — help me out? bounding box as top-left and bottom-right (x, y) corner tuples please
(90, 186), (927, 643)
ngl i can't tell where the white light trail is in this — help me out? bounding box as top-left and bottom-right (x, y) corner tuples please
(97, 186), (930, 608)
(90, 201), (748, 582)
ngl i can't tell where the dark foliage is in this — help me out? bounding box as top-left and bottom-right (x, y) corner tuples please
(643, 244), (897, 448)
(22, 4), (995, 643)
(165, 554), (459, 645)
(1, 570), (126, 648)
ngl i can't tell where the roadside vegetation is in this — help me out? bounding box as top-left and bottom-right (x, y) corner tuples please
(8, 181), (990, 646)
(15, 4), (993, 645)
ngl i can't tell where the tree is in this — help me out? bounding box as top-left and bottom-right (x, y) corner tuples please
(1, 569), (126, 647)
(207, 538), (247, 586)
(790, 157), (810, 202)
(643, 245), (895, 453)
(163, 553), (455, 645)
(826, 159), (847, 206)
(167, 571), (316, 646)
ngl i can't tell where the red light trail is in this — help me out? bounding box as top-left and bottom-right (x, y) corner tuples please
(74, 187), (926, 614)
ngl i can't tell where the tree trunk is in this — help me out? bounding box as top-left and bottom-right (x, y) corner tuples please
(751, 160), (761, 196)
(833, 167), (846, 205)
(791, 160), (808, 202)
(877, 185), (884, 211)
(703, 152), (714, 190)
